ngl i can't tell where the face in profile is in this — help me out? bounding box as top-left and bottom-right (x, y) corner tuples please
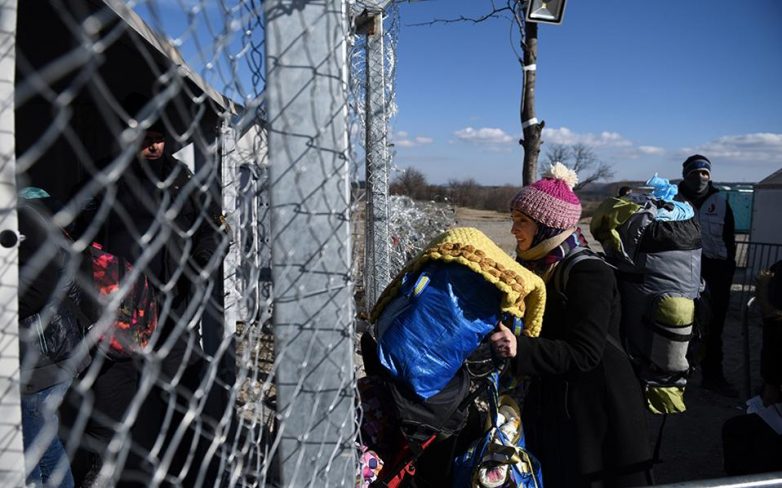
(511, 210), (538, 252)
(140, 130), (165, 160)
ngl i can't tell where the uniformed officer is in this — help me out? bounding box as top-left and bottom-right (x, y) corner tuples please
(677, 154), (737, 396)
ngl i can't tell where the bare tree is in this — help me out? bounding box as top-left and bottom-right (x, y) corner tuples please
(542, 143), (614, 191)
(541, 143), (570, 169)
(447, 177), (480, 207)
(390, 167), (430, 200)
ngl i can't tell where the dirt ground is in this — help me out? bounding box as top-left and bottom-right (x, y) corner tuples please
(454, 207), (763, 484)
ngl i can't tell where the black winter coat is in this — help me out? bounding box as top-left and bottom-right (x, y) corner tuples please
(18, 198), (98, 394)
(514, 257), (652, 487)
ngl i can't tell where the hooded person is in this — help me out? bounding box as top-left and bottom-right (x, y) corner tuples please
(65, 93), (229, 486)
(676, 154), (737, 396)
(489, 163), (653, 487)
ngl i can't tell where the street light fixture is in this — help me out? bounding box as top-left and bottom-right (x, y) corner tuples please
(525, 0), (567, 25)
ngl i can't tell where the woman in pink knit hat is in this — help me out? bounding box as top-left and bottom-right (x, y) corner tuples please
(491, 163), (653, 487)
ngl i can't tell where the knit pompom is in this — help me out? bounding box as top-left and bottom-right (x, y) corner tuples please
(544, 162), (579, 190)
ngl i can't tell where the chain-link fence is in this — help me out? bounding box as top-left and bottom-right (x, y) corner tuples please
(348, 1), (400, 313)
(0, 0), (408, 486)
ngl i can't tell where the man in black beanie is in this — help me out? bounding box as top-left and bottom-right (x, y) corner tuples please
(677, 154), (737, 396)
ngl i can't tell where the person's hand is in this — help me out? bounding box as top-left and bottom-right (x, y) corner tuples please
(761, 382), (781, 407)
(490, 323), (517, 359)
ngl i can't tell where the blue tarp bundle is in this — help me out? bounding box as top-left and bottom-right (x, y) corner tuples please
(646, 173), (694, 222)
(376, 262), (501, 400)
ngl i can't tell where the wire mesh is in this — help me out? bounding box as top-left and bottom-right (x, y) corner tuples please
(1, 0), (366, 486)
(363, 13), (391, 310)
(348, 2), (399, 314)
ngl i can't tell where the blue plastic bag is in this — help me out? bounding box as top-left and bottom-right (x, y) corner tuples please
(376, 262), (501, 399)
(646, 173), (678, 202)
(644, 173), (695, 221)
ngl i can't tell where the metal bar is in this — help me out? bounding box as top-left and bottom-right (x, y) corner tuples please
(741, 297), (754, 401)
(0, 1), (26, 485)
(264, 1), (355, 486)
(655, 472), (782, 488)
(221, 121), (242, 333)
(364, 11), (391, 309)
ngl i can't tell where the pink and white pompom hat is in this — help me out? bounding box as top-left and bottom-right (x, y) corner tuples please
(510, 162), (582, 230)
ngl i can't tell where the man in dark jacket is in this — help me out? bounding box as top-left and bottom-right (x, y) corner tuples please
(676, 154), (737, 396)
(68, 102), (229, 485)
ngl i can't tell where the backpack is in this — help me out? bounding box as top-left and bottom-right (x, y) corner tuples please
(375, 261), (507, 400)
(587, 196), (703, 415)
(359, 334), (495, 488)
(364, 261), (527, 487)
(451, 372), (543, 488)
(363, 227), (546, 486)
(88, 242), (158, 359)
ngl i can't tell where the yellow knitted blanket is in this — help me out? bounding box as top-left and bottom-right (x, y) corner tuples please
(370, 227), (546, 337)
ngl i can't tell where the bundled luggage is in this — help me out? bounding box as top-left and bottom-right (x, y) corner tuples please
(358, 227), (546, 487)
(590, 175), (702, 414)
(451, 371), (543, 488)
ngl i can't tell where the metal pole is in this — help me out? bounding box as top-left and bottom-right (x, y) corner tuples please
(0, 2), (26, 485)
(264, 1), (355, 486)
(363, 12), (391, 310)
(655, 472), (782, 488)
(741, 297), (754, 402)
(221, 121), (242, 333)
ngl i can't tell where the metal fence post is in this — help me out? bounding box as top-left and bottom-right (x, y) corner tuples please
(221, 121), (242, 333)
(0, 2), (25, 485)
(264, 1), (355, 486)
(361, 9), (391, 309)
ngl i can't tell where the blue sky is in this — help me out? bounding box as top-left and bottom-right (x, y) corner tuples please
(391, 0), (782, 185)
(135, 1), (782, 186)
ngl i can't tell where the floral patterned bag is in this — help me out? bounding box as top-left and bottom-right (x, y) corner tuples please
(89, 242), (158, 359)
